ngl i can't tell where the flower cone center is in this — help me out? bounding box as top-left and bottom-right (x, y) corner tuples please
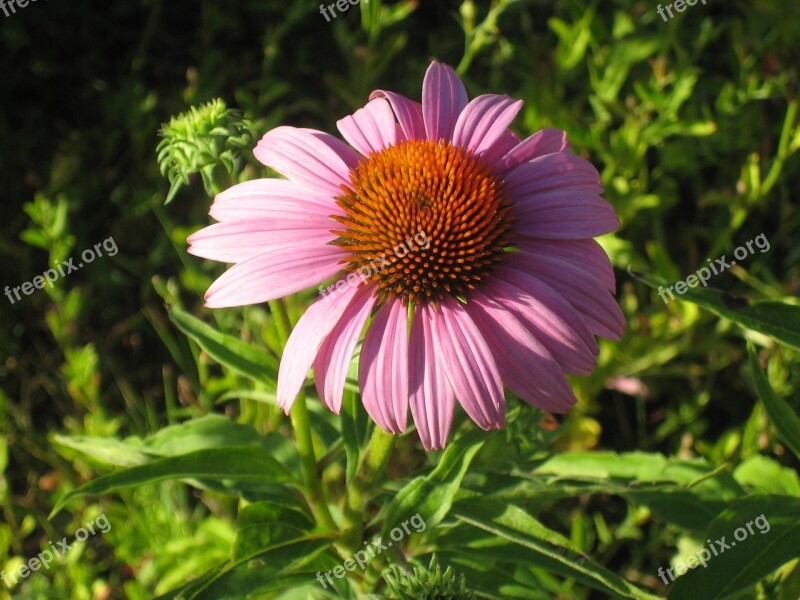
(332, 139), (514, 304)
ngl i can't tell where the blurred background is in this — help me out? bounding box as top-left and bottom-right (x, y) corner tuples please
(1, 0), (799, 597)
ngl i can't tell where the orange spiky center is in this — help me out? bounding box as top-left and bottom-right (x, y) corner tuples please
(331, 139), (514, 304)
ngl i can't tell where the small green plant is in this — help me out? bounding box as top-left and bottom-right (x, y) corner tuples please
(157, 99), (254, 203)
(383, 555), (474, 599)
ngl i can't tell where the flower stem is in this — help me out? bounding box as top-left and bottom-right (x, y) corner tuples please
(268, 299), (292, 349)
(270, 298), (337, 533)
(341, 426), (397, 551)
(291, 391), (338, 532)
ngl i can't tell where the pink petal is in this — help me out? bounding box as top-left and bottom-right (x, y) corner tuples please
(516, 239), (616, 293)
(512, 189), (620, 239)
(254, 126), (360, 196)
(209, 179), (339, 222)
(480, 129), (521, 166)
(488, 269), (599, 375)
(369, 90), (426, 141)
(313, 285), (377, 413)
(422, 61), (469, 142)
(409, 302), (455, 451)
(337, 98), (399, 156)
(505, 152), (602, 198)
(452, 94), (523, 156)
(358, 298), (409, 434)
(277, 282), (366, 412)
(467, 293), (577, 413)
(502, 261), (625, 340)
(204, 243), (346, 308)
(188, 219), (336, 263)
(432, 297), (504, 430)
(497, 129), (570, 173)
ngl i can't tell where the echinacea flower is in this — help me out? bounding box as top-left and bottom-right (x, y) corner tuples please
(187, 61), (625, 451)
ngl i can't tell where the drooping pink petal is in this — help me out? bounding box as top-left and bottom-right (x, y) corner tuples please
(467, 293), (577, 413)
(505, 152), (602, 198)
(497, 128), (570, 173)
(512, 189), (620, 239)
(187, 219), (336, 263)
(452, 94), (523, 156)
(502, 261), (626, 340)
(337, 98), (399, 156)
(516, 239), (616, 293)
(254, 126), (360, 196)
(209, 179), (339, 222)
(204, 243), (346, 308)
(488, 269), (599, 375)
(409, 302), (455, 451)
(369, 90), (426, 141)
(313, 285), (377, 413)
(432, 297), (504, 430)
(277, 282), (366, 412)
(359, 298), (409, 434)
(422, 61), (469, 142)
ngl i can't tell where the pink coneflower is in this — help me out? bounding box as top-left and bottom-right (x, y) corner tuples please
(187, 61), (624, 451)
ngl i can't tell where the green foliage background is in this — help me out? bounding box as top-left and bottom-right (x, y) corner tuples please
(1, 0), (799, 598)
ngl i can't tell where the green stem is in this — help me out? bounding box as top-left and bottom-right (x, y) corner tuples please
(268, 299), (292, 348)
(761, 98), (798, 197)
(291, 392), (338, 532)
(342, 427), (397, 551)
(271, 298), (337, 533)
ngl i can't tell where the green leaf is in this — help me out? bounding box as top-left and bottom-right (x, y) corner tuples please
(749, 343), (800, 460)
(531, 451), (742, 532)
(733, 455), (800, 497)
(233, 502), (315, 560)
(450, 497), (660, 600)
(143, 414), (268, 455)
(534, 451), (741, 493)
(52, 416), (300, 473)
(624, 489), (730, 533)
(52, 434), (152, 467)
(169, 307), (279, 386)
(632, 271), (800, 350)
(380, 429), (486, 536)
(52, 447), (293, 515)
(340, 387), (371, 486)
(159, 536), (338, 599)
(668, 495), (800, 599)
